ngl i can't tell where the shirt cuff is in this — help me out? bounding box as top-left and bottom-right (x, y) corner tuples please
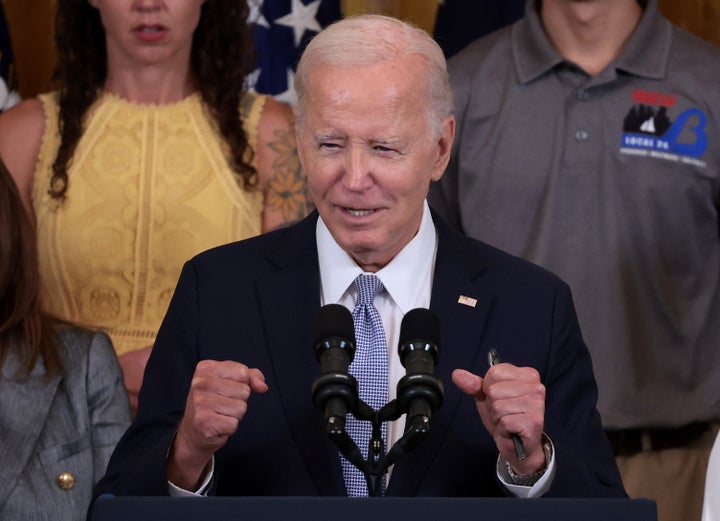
(496, 436), (556, 498)
(168, 457), (215, 496)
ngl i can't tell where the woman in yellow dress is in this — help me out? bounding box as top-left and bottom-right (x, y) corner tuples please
(0, 0), (310, 411)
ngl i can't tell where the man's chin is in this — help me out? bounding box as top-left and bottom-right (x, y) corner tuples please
(344, 241), (400, 272)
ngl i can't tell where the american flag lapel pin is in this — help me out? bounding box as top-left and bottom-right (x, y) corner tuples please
(457, 295), (477, 308)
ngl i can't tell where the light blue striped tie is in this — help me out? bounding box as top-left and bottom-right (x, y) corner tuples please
(342, 274), (389, 496)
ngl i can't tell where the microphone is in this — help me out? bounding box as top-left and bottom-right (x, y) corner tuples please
(311, 304), (358, 432)
(396, 308), (444, 425)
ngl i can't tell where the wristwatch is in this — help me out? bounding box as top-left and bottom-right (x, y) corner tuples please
(506, 434), (553, 487)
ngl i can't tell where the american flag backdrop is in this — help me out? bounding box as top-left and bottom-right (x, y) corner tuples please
(0, 2), (20, 111)
(249, 0), (342, 105)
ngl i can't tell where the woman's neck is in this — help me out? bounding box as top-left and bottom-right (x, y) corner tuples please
(104, 65), (197, 105)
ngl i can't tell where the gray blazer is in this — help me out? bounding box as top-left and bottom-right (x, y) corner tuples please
(0, 328), (131, 520)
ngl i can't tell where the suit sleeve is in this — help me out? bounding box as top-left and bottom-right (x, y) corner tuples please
(86, 331), (133, 483)
(542, 281), (627, 498)
(91, 260), (202, 499)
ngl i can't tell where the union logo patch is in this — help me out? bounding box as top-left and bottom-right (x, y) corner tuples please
(620, 89), (707, 167)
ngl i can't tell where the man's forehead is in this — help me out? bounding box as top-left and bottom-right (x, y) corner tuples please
(304, 73), (413, 113)
(305, 57), (425, 91)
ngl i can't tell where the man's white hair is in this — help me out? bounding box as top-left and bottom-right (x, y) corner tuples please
(294, 14), (453, 139)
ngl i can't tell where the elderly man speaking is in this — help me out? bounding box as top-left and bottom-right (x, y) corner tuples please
(93, 14), (625, 501)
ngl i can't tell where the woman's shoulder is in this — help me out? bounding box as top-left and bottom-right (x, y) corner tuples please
(55, 327), (118, 372)
(251, 95), (310, 230)
(240, 92), (294, 144)
(0, 97), (46, 152)
(0, 96), (50, 214)
(253, 95), (295, 169)
(258, 96), (294, 132)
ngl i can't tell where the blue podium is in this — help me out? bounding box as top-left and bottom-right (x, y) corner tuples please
(91, 496), (657, 521)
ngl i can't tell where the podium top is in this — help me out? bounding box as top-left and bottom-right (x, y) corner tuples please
(91, 496), (657, 521)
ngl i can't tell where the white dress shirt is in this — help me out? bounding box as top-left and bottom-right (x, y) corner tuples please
(702, 432), (720, 521)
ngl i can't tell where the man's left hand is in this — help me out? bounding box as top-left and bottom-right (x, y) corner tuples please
(452, 364), (546, 475)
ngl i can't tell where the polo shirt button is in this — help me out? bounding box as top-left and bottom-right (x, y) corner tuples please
(575, 130), (589, 141)
(57, 472), (76, 491)
(577, 89), (590, 101)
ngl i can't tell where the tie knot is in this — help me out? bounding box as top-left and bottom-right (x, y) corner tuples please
(353, 274), (384, 306)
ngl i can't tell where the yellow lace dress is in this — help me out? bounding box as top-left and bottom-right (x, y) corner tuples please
(33, 92), (265, 356)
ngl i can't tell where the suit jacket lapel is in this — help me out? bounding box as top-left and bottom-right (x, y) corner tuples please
(257, 213), (345, 495)
(0, 355), (61, 506)
(388, 216), (493, 496)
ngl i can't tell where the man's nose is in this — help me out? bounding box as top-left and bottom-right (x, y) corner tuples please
(343, 148), (373, 191)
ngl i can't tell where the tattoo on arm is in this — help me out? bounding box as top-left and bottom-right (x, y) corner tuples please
(265, 128), (314, 224)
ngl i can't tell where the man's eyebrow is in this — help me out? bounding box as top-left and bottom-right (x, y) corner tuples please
(310, 133), (403, 146)
(371, 137), (402, 146)
(313, 132), (344, 141)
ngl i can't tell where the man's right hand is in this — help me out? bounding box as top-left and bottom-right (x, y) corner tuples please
(167, 360), (268, 491)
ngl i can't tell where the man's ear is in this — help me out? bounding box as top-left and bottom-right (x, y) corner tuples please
(431, 115), (456, 182)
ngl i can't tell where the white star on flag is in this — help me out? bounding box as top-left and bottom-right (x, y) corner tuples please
(248, 0), (270, 28)
(250, 0), (341, 104)
(275, 0), (322, 47)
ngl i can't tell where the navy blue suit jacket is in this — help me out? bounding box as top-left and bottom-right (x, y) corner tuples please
(94, 211), (625, 499)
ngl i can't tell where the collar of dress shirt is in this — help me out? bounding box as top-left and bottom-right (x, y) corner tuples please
(317, 201), (438, 311)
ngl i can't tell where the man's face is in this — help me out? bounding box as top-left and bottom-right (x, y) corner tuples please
(297, 57), (454, 272)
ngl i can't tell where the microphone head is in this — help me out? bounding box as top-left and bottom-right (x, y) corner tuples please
(399, 308), (441, 348)
(399, 308), (441, 367)
(314, 304), (355, 344)
(313, 303), (356, 350)
(311, 305), (359, 418)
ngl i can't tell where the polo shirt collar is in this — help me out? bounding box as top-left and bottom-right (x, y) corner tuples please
(513, 0), (671, 84)
(512, 0), (565, 84)
(613, 0), (672, 79)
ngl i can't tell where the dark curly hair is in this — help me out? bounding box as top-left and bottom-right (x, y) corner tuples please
(50, 0), (258, 200)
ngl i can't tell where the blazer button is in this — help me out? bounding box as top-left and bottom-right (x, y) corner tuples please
(57, 472), (76, 491)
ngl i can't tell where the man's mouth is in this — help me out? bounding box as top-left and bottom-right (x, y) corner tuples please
(345, 208), (375, 217)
